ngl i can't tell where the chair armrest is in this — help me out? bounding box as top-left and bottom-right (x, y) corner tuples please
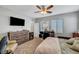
(6, 40), (18, 54)
(6, 43), (18, 54)
(8, 40), (16, 44)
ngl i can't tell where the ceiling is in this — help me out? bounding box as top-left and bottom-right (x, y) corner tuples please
(0, 5), (79, 18)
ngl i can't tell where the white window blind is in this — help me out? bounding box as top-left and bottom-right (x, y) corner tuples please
(56, 19), (63, 33)
(51, 20), (57, 32)
(51, 19), (63, 33)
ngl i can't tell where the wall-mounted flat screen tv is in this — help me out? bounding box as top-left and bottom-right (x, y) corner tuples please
(10, 17), (25, 26)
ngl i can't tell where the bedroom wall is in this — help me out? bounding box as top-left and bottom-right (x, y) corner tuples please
(0, 7), (34, 33)
(35, 12), (78, 36)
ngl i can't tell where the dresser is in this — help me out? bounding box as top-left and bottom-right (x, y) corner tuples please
(8, 30), (29, 45)
(29, 32), (34, 40)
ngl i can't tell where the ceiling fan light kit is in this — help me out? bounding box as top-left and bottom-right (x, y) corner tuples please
(41, 11), (47, 14)
(35, 5), (53, 14)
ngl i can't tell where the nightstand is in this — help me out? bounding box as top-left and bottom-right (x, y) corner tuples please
(29, 32), (34, 40)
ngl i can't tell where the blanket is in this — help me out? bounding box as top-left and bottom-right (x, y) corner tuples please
(34, 37), (61, 54)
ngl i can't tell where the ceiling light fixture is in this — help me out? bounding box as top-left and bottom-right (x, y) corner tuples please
(35, 5), (54, 14)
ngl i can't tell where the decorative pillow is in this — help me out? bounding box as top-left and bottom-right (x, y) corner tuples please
(70, 40), (79, 52)
(66, 38), (75, 45)
(0, 36), (8, 54)
(0, 34), (3, 42)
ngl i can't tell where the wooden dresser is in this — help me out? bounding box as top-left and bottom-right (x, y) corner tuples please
(8, 30), (29, 45)
(29, 32), (34, 40)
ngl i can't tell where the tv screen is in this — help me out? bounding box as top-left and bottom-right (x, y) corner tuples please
(10, 17), (25, 26)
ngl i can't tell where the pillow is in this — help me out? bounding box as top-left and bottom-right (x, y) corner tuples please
(0, 34), (3, 42)
(66, 38), (75, 45)
(70, 40), (79, 52)
(0, 36), (8, 54)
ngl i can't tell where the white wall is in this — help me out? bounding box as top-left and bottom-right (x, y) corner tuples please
(35, 12), (78, 36)
(0, 7), (34, 33)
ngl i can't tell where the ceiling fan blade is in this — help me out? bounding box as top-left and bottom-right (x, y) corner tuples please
(36, 5), (41, 10)
(35, 11), (41, 13)
(47, 11), (52, 13)
(41, 5), (45, 11)
(47, 5), (53, 10)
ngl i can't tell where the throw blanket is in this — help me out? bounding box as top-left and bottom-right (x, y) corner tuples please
(34, 37), (61, 54)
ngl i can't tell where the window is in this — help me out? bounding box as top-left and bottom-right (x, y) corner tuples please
(50, 20), (57, 32)
(50, 19), (63, 33)
(39, 19), (63, 33)
(56, 19), (63, 33)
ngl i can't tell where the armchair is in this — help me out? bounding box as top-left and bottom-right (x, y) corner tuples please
(6, 40), (18, 54)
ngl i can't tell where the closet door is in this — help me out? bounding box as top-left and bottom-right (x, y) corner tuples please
(34, 23), (39, 37)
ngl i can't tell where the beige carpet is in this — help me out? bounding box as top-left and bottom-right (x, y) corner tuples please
(14, 38), (43, 54)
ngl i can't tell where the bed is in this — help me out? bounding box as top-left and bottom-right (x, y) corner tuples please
(14, 37), (79, 54)
(34, 37), (61, 54)
(14, 37), (61, 54)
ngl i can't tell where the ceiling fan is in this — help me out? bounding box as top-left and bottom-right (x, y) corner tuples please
(35, 5), (54, 14)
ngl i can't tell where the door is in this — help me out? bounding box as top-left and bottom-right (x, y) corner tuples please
(34, 23), (39, 37)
